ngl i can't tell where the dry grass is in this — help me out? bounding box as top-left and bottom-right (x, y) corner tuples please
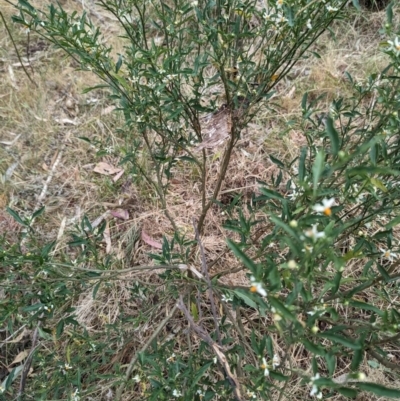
(1, 1), (399, 400)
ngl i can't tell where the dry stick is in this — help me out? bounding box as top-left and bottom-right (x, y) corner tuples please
(18, 325), (40, 401)
(177, 297), (243, 401)
(366, 348), (400, 372)
(0, 11), (38, 88)
(192, 218), (221, 345)
(115, 303), (179, 401)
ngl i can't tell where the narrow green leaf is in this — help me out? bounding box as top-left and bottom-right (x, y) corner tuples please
(298, 147), (307, 182)
(303, 339), (326, 356)
(352, 0), (361, 11)
(386, 2), (393, 24)
(325, 353), (336, 376)
(386, 216), (400, 229)
(269, 298), (296, 321)
(376, 264), (390, 283)
(358, 382), (400, 398)
(226, 239), (258, 274)
(337, 387), (358, 398)
(233, 289), (258, 309)
(318, 333), (361, 350)
(32, 206), (45, 219)
(6, 207), (28, 227)
(350, 349), (364, 372)
(270, 371), (289, 381)
(325, 115), (339, 156)
(269, 154), (285, 168)
(312, 150), (325, 195)
(259, 187), (284, 200)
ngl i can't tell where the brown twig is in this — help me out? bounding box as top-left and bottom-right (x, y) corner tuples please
(18, 324), (40, 401)
(115, 303), (179, 401)
(177, 296), (243, 401)
(193, 218), (221, 345)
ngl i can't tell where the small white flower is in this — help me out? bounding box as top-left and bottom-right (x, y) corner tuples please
(250, 276), (267, 297)
(0, 386), (4, 394)
(191, 0), (198, 6)
(246, 389), (256, 398)
(105, 146), (114, 154)
(172, 389), (182, 397)
(309, 373), (323, 398)
(287, 260), (298, 269)
(221, 294), (233, 303)
(260, 357), (269, 377)
(326, 5), (338, 12)
(263, 12), (272, 21)
(166, 353), (176, 362)
(387, 37), (400, 56)
(379, 248), (396, 262)
(313, 198), (335, 216)
(306, 19), (312, 29)
(136, 115), (144, 123)
(132, 374), (141, 383)
(72, 388), (80, 401)
(274, 13), (288, 24)
(307, 303), (327, 316)
(272, 354), (280, 369)
(276, 0), (284, 8)
(304, 224), (325, 242)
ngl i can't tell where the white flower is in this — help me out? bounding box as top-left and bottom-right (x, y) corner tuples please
(313, 198), (335, 216)
(172, 389), (182, 397)
(166, 353), (176, 362)
(306, 19), (312, 29)
(260, 357), (269, 377)
(191, 0), (198, 6)
(221, 294), (233, 303)
(309, 373), (323, 398)
(387, 37), (400, 56)
(263, 12), (272, 21)
(274, 13), (288, 24)
(250, 276), (267, 297)
(72, 388), (80, 401)
(276, 0), (284, 8)
(287, 260), (298, 269)
(246, 389), (256, 398)
(379, 248), (396, 262)
(132, 374), (141, 383)
(307, 303), (327, 316)
(304, 224), (325, 242)
(326, 5), (338, 12)
(0, 386), (4, 394)
(272, 354), (280, 369)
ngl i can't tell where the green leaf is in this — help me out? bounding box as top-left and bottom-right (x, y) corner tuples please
(376, 264), (390, 283)
(6, 207), (28, 227)
(312, 150), (325, 196)
(337, 387), (358, 398)
(352, 0), (361, 11)
(32, 206), (45, 219)
(298, 147), (307, 182)
(325, 353), (336, 376)
(2, 365), (24, 392)
(349, 300), (383, 317)
(303, 339), (326, 356)
(386, 2), (393, 24)
(386, 215), (400, 229)
(233, 289), (258, 309)
(269, 154), (284, 168)
(115, 54), (123, 73)
(270, 371), (289, 381)
(358, 382), (400, 398)
(350, 349), (364, 372)
(325, 115), (339, 156)
(269, 298), (296, 322)
(318, 333), (361, 350)
(226, 239), (258, 274)
(192, 362), (213, 387)
(259, 187), (284, 200)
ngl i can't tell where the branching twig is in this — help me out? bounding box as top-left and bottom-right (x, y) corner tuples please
(18, 325), (40, 401)
(193, 218), (221, 345)
(177, 296), (243, 401)
(0, 11), (38, 88)
(115, 303), (179, 401)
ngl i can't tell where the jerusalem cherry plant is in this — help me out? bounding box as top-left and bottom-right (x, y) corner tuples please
(3, 0), (400, 401)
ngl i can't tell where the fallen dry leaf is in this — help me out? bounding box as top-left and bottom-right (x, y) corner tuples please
(93, 162), (122, 176)
(9, 350), (29, 366)
(141, 230), (162, 249)
(113, 169), (125, 182)
(110, 209), (129, 220)
(104, 220), (112, 254)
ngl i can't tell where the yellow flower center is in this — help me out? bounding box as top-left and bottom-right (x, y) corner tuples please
(261, 363), (267, 369)
(385, 251), (390, 258)
(324, 207), (332, 216)
(250, 285), (257, 293)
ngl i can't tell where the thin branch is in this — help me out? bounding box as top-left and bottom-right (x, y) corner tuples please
(0, 11), (38, 88)
(193, 218), (221, 345)
(115, 303), (179, 401)
(177, 296), (243, 401)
